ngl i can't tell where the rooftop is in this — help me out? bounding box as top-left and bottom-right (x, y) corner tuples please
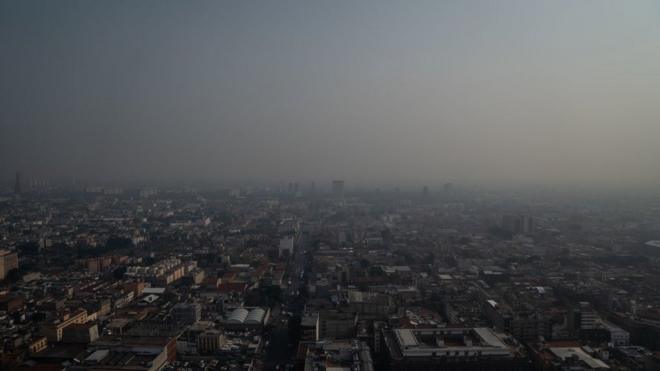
(388, 327), (518, 359)
(549, 347), (609, 369)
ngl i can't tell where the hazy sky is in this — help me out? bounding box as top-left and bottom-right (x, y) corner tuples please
(2, 0), (660, 187)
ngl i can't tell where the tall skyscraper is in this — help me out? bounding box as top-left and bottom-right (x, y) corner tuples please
(331, 180), (344, 198)
(14, 172), (21, 194)
(501, 215), (534, 235)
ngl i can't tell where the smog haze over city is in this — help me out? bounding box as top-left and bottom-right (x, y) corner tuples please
(4, 2), (660, 371)
(2, 0), (660, 189)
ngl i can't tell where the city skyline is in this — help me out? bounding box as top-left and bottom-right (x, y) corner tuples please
(4, 2), (660, 370)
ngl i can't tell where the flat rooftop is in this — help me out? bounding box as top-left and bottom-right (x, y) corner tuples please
(550, 347), (609, 369)
(391, 328), (515, 358)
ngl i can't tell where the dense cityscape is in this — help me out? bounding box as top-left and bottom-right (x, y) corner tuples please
(4, 1), (660, 370)
(1, 178), (660, 370)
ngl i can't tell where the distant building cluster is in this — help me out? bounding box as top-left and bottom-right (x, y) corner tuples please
(0, 182), (660, 370)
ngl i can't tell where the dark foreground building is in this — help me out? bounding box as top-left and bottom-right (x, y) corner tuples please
(382, 327), (531, 371)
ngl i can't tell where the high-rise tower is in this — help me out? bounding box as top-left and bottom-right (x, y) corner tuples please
(14, 172), (21, 195)
(331, 180), (344, 198)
